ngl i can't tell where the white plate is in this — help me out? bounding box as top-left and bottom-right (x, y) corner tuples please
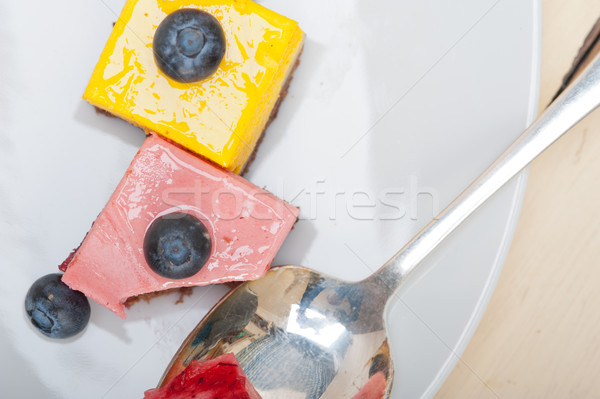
(0, 0), (540, 397)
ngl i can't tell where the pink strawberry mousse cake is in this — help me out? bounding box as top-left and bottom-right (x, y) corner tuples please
(61, 134), (298, 318)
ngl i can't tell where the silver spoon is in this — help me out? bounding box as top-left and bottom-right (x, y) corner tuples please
(158, 53), (600, 398)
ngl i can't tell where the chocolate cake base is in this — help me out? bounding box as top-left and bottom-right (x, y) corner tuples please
(124, 287), (194, 308)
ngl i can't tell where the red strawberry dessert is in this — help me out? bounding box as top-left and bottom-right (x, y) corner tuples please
(144, 353), (261, 399)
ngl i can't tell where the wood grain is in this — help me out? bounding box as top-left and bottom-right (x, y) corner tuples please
(435, 1), (600, 398)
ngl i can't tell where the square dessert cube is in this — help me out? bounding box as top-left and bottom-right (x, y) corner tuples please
(62, 134), (299, 318)
(84, 0), (304, 174)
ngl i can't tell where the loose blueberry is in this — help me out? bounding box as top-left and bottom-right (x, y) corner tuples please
(25, 273), (91, 339)
(153, 8), (226, 83)
(144, 212), (212, 279)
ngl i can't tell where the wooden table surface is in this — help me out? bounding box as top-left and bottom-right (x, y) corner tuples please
(435, 0), (600, 398)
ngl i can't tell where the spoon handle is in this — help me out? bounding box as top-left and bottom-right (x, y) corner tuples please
(367, 53), (600, 297)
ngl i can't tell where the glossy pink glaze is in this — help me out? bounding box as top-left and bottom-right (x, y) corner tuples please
(62, 134), (298, 318)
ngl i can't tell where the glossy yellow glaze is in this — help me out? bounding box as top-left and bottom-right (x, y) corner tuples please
(84, 0), (304, 173)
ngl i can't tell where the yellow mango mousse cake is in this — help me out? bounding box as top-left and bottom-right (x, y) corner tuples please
(84, 0), (304, 174)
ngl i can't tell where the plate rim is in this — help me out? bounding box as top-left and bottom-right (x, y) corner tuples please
(422, 0), (542, 396)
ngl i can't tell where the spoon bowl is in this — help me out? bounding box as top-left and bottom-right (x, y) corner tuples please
(159, 53), (600, 398)
(160, 265), (394, 398)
